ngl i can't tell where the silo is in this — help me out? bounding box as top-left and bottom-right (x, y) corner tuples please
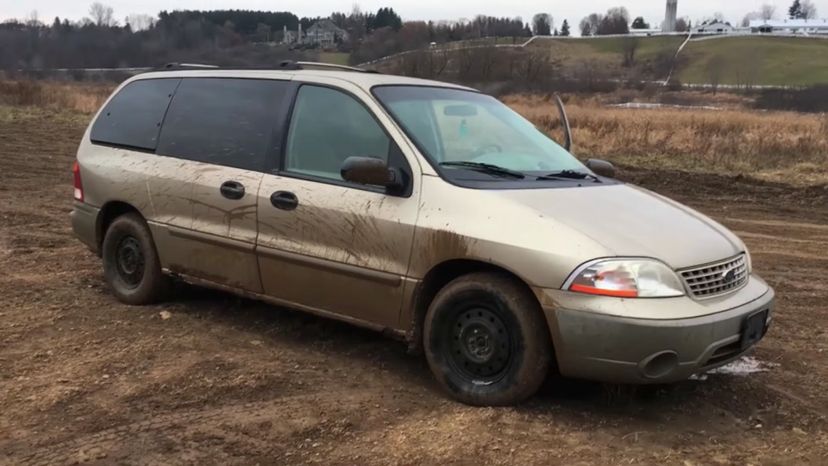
(664, 0), (678, 32)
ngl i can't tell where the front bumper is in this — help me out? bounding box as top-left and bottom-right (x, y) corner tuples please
(536, 275), (775, 384)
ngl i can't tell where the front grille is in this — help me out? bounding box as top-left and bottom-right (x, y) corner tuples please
(680, 254), (748, 299)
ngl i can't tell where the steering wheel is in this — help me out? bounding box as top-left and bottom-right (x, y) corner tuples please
(470, 144), (503, 159)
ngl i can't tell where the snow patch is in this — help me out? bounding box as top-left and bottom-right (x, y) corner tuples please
(707, 356), (779, 376)
(609, 102), (722, 111)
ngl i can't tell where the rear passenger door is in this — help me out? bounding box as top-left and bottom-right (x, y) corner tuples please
(153, 78), (290, 292)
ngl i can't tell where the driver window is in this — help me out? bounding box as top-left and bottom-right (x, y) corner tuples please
(285, 85), (391, 180)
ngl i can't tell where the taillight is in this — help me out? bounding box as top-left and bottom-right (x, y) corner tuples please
(73, 161), (83, 202)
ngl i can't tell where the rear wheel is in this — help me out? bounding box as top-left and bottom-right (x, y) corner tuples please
(424, 272), (552, 406)
(102, 213), (169, 305)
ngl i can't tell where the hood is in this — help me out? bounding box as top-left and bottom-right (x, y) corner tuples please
(497, 183), (743, 270)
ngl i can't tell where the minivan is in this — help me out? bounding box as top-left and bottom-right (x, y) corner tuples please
(72, 62), (774, 406)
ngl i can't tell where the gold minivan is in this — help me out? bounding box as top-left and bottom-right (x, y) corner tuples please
(72, 62), (774, 406)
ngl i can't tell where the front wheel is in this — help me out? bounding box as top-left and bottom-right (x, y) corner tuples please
(101, 213), (169, 305)
(423, 272), (552, 406)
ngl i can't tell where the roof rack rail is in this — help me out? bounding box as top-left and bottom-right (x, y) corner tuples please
(293, 61), (380, 73)
(152, 60), (379, 74)
(158, 62), (220, 71)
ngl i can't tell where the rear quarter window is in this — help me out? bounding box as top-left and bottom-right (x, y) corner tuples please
(90, 78), (180, 151)
(156, 78), (289, 171)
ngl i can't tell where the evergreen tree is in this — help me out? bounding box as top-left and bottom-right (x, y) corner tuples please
(560, 19), (570, 36)
(372, 7), (402, 31)
(789, 0), (802, 19)
(631, 17), (650, 29)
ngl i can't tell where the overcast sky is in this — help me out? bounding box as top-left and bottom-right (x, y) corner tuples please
(1, 0), (826, 29)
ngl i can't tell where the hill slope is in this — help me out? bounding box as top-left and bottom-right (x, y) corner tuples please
(675, 36), (828, 87)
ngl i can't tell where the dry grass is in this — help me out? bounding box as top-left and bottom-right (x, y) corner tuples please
(0, 80), (825, 185)
(504, 94), (828, 185)
(0, 80), (112, 114)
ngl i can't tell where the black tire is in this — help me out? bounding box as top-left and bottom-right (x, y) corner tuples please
(101, 213), (169, 305)
(423, 272), (552, 406)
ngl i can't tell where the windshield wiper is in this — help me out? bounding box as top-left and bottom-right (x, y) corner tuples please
(440, 161), (525, 179)
(537, 170), (601, 183)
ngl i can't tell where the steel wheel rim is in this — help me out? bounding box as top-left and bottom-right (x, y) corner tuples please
(447, 306), (511, 382)
(115, 235), (145, 288)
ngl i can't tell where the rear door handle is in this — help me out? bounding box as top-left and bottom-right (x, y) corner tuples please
(220, 181), (245, 200)
(270, 191), (298, 211)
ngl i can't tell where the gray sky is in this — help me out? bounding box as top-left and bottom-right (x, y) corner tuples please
(1, 1), (826, 29)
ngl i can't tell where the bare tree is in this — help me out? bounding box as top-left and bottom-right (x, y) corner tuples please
(621, 37), (639, 67)
(761, 4), (778, 20)
(742, 12), (761, 27)
(89, 2), (116, 27)
(801, 0), (818, 19)
(532, 13), (553, 36)
(598, 7), (630, 35)
(706, 55), (726, 94)
(428, 49), (449, 78)
(579, 13), (602, 37)
(25, 10), (41, 27)
(125, 14), (154, 31)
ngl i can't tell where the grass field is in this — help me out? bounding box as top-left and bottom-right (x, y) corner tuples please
(504, 93), (828, 185)
(318, 52), (350, 65)
(676, 36), (828, 86)
(550, 35), (685, 60)
(528, 35), (828, 86)
(526, 36), (684, 80)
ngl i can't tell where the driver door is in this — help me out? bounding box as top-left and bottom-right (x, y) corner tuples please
(255, 82), (420, 329)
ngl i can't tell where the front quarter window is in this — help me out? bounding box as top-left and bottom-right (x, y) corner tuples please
(373, 86), (586, 179)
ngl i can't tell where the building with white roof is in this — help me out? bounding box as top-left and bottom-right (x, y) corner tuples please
(749, 18), (828, 35)
(693, 21), (736, 34)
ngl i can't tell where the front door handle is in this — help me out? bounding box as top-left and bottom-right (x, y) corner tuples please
(220, 181), (245, 200)
(270, 191), (299, 211)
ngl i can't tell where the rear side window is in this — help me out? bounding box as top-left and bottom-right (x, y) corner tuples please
(90, 78), (180, 151)
(157, 78), (289, 171)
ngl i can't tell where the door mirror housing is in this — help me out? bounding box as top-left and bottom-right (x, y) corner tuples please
(585, 159), (616, 178)
(341, 156), (404, 190)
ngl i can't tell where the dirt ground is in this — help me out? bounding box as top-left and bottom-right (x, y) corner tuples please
(1, 107), (827, 465)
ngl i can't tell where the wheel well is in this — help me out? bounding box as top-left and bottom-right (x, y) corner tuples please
(96, 201), (140, 251)
(408, 259), (544, 353)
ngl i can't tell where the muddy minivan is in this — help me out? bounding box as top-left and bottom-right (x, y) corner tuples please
(72, 62), (774, 406)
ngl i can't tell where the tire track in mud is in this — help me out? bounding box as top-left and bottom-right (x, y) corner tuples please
(12, 390), (374, 465)
(3, 107), (828, 465)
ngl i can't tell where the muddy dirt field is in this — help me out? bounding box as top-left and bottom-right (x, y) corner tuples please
(1, 108), (827, 465)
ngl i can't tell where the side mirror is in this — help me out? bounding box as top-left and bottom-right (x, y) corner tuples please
(586, 159), (616, 178)
(341, 156), (403, 189)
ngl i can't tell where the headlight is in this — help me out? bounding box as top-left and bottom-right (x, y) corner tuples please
(745, 248), (753, 274)
(566, 259), (685, 298)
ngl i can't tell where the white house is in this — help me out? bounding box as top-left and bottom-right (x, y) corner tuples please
(693, 21), (735, 34)
(749, 18), (828, 35)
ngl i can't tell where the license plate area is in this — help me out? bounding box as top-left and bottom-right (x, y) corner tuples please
(741, 309), (768, 350)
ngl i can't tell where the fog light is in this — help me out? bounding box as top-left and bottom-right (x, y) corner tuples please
(641, 351), (679, 379)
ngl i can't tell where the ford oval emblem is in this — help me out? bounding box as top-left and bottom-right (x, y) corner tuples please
(722, 269), (737, 284)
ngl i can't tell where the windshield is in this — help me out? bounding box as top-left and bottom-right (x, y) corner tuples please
(373, 86), (586, 177)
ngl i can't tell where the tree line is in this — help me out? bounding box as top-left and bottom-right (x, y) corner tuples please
(2, 1), (821, 72)
(0, 3), (564, 70)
